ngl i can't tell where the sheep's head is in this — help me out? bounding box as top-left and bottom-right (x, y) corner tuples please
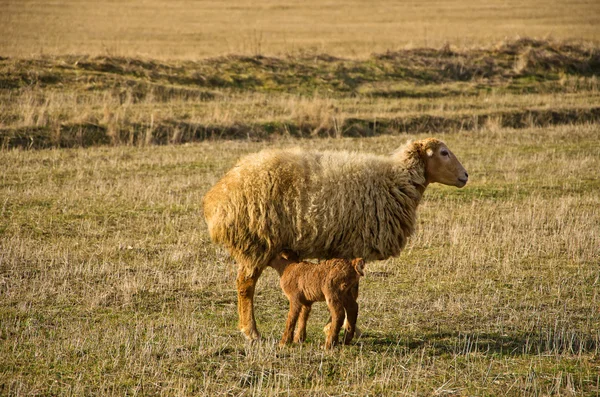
(416, 138), (468, 188)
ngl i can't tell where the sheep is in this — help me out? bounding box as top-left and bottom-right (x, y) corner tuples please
(203, 138), (468, 340)
(269, 250), (365, 349)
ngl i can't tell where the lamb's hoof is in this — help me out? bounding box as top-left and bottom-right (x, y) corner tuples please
(323, 322), (362, 338)
(279, 341), (293, 348)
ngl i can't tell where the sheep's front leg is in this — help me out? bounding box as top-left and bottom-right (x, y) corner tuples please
(236, 267), (263, 341)
(324, 296), (345, 349)
(294, 304), (312, 343)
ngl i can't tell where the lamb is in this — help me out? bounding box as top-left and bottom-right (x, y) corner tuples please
(203, 138), (468, 340)
(269, 250), (365, 349)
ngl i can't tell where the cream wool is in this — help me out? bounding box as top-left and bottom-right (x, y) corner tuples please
(205, 147), (424, 275)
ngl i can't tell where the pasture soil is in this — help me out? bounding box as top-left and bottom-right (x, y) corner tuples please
(1, 125), (599, 395)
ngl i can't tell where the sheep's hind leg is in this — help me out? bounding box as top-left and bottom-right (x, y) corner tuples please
(236, 266), (263, 341)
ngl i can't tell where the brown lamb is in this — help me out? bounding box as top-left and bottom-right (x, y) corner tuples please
(269, 250), (365, 349)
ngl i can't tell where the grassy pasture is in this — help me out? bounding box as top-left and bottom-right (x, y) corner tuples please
(1, 126), (599, 395)
(2, 0), (600, 395)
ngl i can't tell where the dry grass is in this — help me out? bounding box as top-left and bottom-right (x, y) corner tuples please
(1, 38), (599, 147)
(1, 125), (599, 395)
(1, 1), (599, 394)
(1, 0), (600, 59)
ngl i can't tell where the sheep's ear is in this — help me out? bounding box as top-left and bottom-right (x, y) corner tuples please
(391, 139), (413, 157)
(353, 258), (365, 276)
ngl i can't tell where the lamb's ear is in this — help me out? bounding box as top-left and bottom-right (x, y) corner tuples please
(353, 258), (365, 276)
(280, 249), (299, 262)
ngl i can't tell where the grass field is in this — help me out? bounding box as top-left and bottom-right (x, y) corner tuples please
(2, 1), (600, 395)
(1, 126), (599, 395)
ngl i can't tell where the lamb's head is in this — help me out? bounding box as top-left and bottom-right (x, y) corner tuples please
(269, 249), (300, 271)
(397, 138), (468, 188)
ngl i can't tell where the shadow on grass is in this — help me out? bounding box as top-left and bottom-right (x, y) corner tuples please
(357, 329), (599, 357)
(368, 89), (477, 99)
(4, 107), (600, 149)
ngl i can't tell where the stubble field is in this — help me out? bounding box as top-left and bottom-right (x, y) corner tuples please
(2, 126), (599, 395)
(1, 1), (600, 396)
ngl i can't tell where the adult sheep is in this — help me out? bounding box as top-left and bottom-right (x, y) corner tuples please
(203, 138), (468, 340)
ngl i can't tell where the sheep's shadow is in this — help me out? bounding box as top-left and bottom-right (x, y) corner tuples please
(354, 330), (598, 357)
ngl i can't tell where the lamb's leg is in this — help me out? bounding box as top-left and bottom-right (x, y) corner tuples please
(236, 267), (263, 341)
(323, 284), (361, 337)
(350, 282), (359, 301)
(280, 300), (302, 347)
(294, 304), (312, 343)
(324, 296), (345, 349)
(343, 294), (359, 345)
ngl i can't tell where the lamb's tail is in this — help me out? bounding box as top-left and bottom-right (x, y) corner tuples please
(352, 258), (366, 276)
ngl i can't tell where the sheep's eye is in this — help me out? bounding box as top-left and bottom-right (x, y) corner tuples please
(441, 150), (449, 157)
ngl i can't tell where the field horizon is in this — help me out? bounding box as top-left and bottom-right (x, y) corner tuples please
(2, 0), (600, 60)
